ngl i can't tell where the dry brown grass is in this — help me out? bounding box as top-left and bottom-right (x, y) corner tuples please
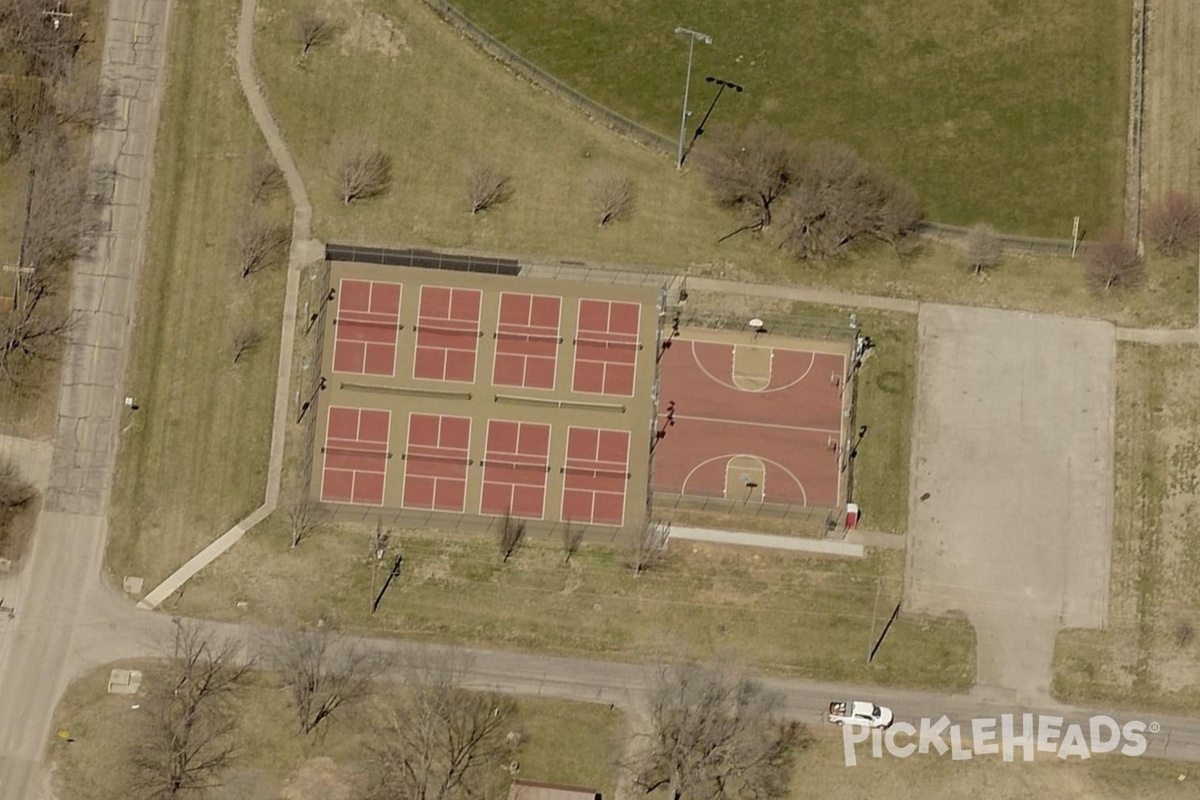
(1055, 344), (1200, 714)
(253, 0), (1194, 329)
(167, 514), (975, 690)
(108, 0), (291, 588)
(49, 661), (624, 800)
(1143, 0), (1200, 204)
(796, 732), (1197, 800)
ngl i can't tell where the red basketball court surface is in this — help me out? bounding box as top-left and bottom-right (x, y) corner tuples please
(652, 335), (847, 508)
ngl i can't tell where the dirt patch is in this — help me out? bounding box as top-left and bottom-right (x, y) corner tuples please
(280, 757), (356, 800)
(332, 0), (408, 59)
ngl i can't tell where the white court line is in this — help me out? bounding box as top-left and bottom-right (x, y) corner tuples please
(688, 341), (818, 394)
(667, 413), (841, 436)
(680, 453), (807, 506)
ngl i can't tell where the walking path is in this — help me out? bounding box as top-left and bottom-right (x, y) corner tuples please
(670, 526), (865, 557)
(138, 0), (319, 610)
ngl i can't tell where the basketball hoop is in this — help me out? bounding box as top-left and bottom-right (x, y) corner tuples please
(748, 317), (765, 341)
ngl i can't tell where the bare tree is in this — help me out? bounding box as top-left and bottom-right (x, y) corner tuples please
(0, 0), (86, 80)
(247, 156), (285, 205)
(628, 664), (806, 800)
(561, 519), (584, 564)
(1, 304), (76, 386)
(626, 517), (670, 576)
(50, 74), (118, 132)
(964, 222), (1002, 275)
(234, 217), (289, 278)
(777, 142), (920, 259)
(229, 319), (263, 364)
(464, 156), (512, 215)
(285, 491), (327, 549)
(1086, 233), (1143, 292)
(1146, 191), (1200, 256)
(368, 652), (516, 800)
(333, 131), (391, 204)
(497, 508), (525, 563)
(133, 622), (253, 799)
(20, 125), (104, 281)
(0, 458), (37, 549)
(700, 123), (800, 229)
(294, 5), (334, 60)
(268, 628), (390, 736)
(586, 166), (635, 226)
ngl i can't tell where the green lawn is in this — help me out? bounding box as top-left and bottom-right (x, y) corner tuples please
(172, 516), (975, 690)
(449, 0), (1130, 236)
(108, 0), (290, 587)
(1054, 344), (1200, 715)
(51, 662), (624, 800)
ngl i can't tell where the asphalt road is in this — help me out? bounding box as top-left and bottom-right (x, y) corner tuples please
(0, 0), (174, 797)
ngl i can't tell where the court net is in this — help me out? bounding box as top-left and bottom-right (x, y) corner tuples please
(560, 464), (631, 479)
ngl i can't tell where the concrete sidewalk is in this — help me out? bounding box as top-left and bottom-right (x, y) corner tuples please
(670, 526), (865, 557)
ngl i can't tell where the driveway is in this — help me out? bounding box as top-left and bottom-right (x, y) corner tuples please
(905, 304), (1115, 703)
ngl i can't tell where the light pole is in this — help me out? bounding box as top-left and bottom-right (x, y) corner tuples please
(674, 26), (712, 170)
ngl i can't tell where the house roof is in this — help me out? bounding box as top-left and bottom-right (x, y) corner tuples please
(508, 778), (601, 800)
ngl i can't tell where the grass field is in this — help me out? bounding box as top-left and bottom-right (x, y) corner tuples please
(51, 662), (624, 800)
(449, 0), (1130, 236)
(107, 0), (291, 588)
(170, 516), (975, 690)
(1054, 344), (1200, 715)
(251, 0), (1192, 329)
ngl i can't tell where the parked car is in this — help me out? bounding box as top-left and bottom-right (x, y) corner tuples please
(827, 700), (894, 729)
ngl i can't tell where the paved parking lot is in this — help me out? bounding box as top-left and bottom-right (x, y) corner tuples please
(905, 304), (1115, 702)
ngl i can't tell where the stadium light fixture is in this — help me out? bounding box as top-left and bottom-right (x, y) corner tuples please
(673, 26), (712, 170)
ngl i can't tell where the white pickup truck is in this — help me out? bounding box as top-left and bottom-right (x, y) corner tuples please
(827, 700), (894, 729)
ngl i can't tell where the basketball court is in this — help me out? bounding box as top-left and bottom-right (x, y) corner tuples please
(311, 262), (657, 533)
(651, 329), (849, 509)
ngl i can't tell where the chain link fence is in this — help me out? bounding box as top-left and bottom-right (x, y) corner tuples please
(419, 0), (674, 153)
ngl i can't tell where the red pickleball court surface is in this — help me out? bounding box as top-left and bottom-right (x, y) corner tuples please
(402, 413), (472, 512)
(414, 286), (482, 383)
(480, 420), (551, 518)
(572, 299), (641, 396)
(653, 339), (845, 508)
(332, 279), (402, 376)
(492, 292), (562, 390)
(320, 406), (391, 505)
(561, 426), (630, 526)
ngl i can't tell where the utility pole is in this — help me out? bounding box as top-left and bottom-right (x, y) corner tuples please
(43, 9), (73, 30)
(673, 26), (712, 170)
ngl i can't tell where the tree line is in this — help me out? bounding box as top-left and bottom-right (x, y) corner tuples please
(0, 0), (109, 386)
(121, 621), (807, 800)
